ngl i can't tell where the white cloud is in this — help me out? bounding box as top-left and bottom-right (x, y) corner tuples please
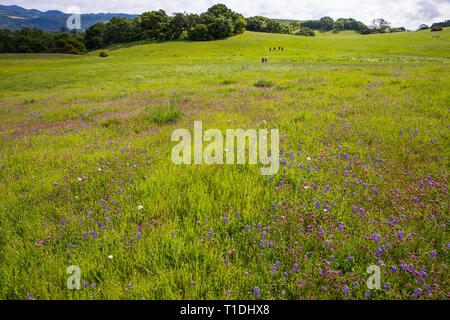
(4, 0), (450, 29)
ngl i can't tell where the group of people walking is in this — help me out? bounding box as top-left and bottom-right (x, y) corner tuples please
(270, 46), (283, 51)
(261, 46), (284, 63)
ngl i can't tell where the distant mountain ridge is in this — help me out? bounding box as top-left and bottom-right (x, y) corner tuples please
(0, 4), (137, 31)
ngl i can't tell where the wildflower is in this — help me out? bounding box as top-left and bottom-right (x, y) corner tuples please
(108, 255), (113, 259)
(376, 246), (385, 257)
(137, 205), (143, 210)
(254, 287), (260, 297)
(190, 281), (195, 286)
(384, 283), (390, 291)
(342, 285), (349, 295)
(271, 261), (280, 273)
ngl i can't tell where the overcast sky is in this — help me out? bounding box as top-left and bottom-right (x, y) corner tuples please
(4, 0), (450, 29)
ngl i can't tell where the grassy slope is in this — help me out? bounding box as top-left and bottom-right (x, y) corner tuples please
(0, 29), (448, 300)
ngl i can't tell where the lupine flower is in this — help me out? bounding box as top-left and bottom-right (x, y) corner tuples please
(342, 286), (349, 295)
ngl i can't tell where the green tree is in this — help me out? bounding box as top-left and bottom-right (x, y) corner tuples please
(85, 22), (107, 50)
(319, 16), (334, 30)
(168, 13), (194, 40)
(206, 3), (233, 19)
(188, 24), (210, 41)
(105, 17), (133, 44)
(140, 10), (171, 40)
(208, 16), (234, 39)
(246, 16), (267, 32)
(233, 15), (247, 34)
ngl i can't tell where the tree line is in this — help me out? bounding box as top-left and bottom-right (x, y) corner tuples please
(0, 27), (86, 54)
(0, 4), (245, 54)
(247, 16), (408, 36)
(419, 20), (449, 31)
(85, 4), (246, 49)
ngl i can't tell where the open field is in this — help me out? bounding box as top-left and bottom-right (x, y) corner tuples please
(0, 29), (449, 300)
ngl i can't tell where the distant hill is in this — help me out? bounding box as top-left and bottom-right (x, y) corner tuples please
(0, 4), (137, 31)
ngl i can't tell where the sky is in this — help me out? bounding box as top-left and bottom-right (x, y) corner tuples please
(3, 0), (450, 30)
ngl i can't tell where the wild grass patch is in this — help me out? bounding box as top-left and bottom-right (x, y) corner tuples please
(100, 117), (122, 128)
(221, 79), (236, 85)
(143, 104), (182, 125)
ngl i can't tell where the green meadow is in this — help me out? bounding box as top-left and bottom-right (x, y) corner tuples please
(0, 29), (448, 300)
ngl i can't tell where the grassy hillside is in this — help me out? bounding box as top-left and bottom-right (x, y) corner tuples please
(0, 29), (448, 300)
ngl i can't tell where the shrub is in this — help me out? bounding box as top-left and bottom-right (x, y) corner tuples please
(295, 27), (315, 36)
(145, 104), (182, 124)
(254, 79), (273, 88)
(99, 50), (109, 57)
